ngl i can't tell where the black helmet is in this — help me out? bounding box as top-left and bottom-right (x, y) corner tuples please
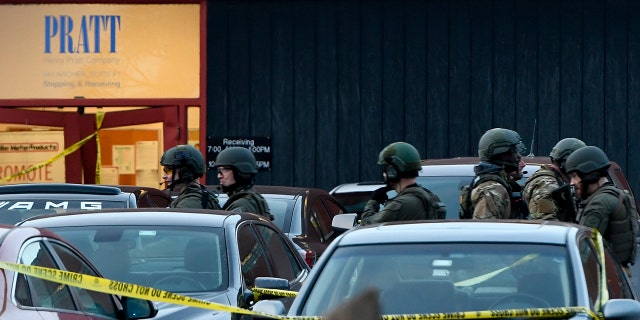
(160, 144), (206, 181)
(377, 142), (422, 180)
(215, 147), (258, 175)
(478, 128), (526, 162)
(549, 138), (586, 170)
(564, 145), (610, 176)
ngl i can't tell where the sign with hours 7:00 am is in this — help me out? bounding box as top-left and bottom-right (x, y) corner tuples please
(206, 137), (272, 171)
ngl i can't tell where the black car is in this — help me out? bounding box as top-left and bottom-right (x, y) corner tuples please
(0, 183), (171, 224)
(0, 183), (136, 223)
(19, 208), (310, 320)
(215, 185), (350, 266)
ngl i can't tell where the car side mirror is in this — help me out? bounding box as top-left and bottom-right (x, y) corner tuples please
(255, 276), (289, 290)
(122, 296), (158, 319)
(253, 277), (291, 303)
(332, 213), (358, 233)
(251, 299), (286, 317)
(602, 298), (640, 320)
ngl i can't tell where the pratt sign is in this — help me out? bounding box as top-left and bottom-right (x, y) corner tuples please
(206, 137), (271, 171)
(0, 4), (200, 99)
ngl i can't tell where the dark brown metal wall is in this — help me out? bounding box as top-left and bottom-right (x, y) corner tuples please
(205, 0), (640, 195)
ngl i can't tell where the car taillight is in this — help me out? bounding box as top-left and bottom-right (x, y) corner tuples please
(304, 250), (317, 267)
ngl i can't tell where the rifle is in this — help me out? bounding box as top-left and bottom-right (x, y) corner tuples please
(551, 183), (577, 223)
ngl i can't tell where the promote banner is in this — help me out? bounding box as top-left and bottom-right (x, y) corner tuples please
(0, 131), (65, 184)
(0, 4), (200, 99)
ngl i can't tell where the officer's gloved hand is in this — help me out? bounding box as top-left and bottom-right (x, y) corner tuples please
(371, 186), (391, 203)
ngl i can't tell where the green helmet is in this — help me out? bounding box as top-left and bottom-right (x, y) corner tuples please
(549, 138), (586, 170)
(377, 142), (422, 175)
(215, 147), (258, 175)
(160, 144), (206, 179)
(564, 145), (610, 176)
(478, 128), (526, 162)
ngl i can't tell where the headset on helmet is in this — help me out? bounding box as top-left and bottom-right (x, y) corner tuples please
(377, 142), (422, 182)
(549, 137), (586, 172)
(478, 128), (526, 160)
(160, 144), (206, 183)
(477, 128), (525, 170)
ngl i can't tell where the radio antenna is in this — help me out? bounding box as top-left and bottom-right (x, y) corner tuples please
(527, 119), (537, 157)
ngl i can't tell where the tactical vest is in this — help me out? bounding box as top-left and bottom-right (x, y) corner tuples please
(596, 185), (639, 265)
(223, 190), (273, 220)
(174, 185), (221, 209)
(459, 173), (527, 219)
(525, 169), (576, 222)
(403, 186), (447, 219)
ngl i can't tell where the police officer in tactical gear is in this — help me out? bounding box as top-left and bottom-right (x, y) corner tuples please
(523, 138), (586, 221)
(360, 142), (444, 225)
(565, 146), (637, 270)
(160, 144), (221, 209)
(467, 128), (527, 219)
(214, 147), (272, 220)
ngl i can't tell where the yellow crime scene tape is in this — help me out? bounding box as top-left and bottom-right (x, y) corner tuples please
(592, 229), (609, 311)
(454, 253), (538, 287)
(0, 261), (279, 319)
(252, 287), (298, 302)
(2, 112), (105, 184)
(0, 261), (604, 320)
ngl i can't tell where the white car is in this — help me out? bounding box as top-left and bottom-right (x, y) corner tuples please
(253, 220), (640, 319)
(329, 156), (548, 219)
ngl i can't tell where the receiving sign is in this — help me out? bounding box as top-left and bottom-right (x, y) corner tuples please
(206, 137), (271, 171)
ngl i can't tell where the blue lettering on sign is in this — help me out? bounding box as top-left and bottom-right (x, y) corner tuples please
(44, 15), (121, 53)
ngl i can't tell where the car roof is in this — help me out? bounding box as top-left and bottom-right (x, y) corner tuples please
(335, 220), (581, 246)
(209, 185), (325, 196)
(18, 208), (267, 228)
(329, 182), (386, 194)
(420, 155), (551, 166)
(330, 156), (550, 194)
(254, 185), (313, 195)
(0, 183), (123, 195)
(0, 183), (135, 203)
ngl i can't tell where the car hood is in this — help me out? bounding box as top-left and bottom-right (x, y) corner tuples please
(153, 290), (237, 320)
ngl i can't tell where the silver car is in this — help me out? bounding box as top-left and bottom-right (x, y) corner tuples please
(255, 220), (640, 319)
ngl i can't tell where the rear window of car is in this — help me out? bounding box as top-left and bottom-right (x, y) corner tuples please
(0, 199), (129, 224)
(417, 176), (474, 219)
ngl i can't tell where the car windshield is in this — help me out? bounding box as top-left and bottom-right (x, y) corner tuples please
(48, 225), (228, 293)
(0, 199), (129, 224)
(301, 243), (574, 316)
